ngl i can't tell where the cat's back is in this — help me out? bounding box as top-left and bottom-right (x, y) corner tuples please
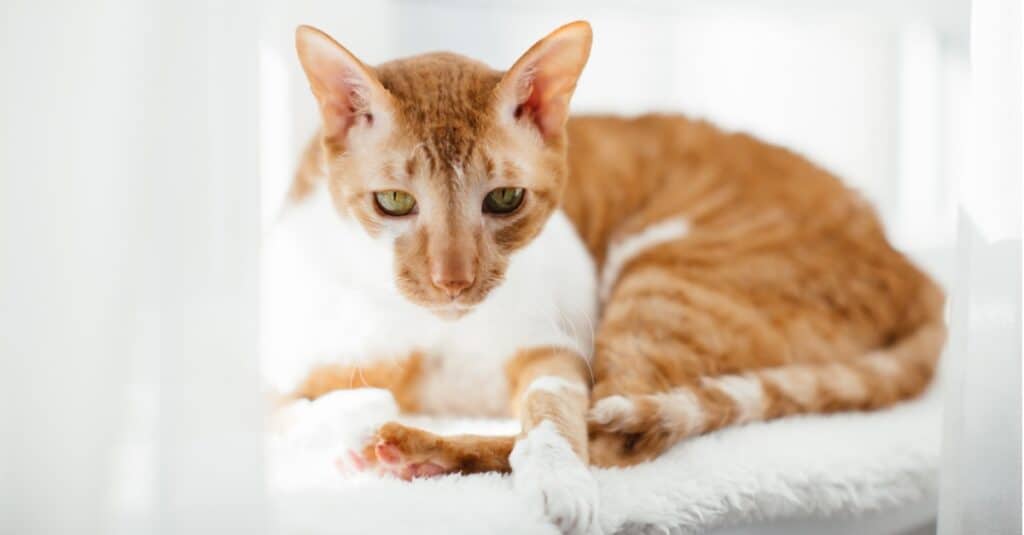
(564, 112), (941, 369)
(562, 114), (881, 262)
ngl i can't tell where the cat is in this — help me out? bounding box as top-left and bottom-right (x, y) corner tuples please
(263, 20), (945, 535)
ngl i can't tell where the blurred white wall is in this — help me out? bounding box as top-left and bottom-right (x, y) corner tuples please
(3, 1), (266, 533)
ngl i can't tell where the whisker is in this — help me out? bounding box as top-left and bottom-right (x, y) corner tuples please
(356, 365), (370, 388)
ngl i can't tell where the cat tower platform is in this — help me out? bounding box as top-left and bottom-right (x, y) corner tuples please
(268, 386), (940, 534)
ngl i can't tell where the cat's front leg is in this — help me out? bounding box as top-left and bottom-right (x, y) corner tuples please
(506, 346), (600, 535)
(289, 352), (425, 411)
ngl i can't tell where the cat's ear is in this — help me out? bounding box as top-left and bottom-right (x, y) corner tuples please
(295, 25), (391, 146)
(496, 21), (592, 141)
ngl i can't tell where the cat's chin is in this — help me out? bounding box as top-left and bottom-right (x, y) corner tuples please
(427, 303), (476, 321)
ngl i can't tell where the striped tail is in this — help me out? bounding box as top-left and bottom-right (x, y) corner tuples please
(588, 318), (947, 466)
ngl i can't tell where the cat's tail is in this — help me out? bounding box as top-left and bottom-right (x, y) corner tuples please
(587, 294), (946, 466)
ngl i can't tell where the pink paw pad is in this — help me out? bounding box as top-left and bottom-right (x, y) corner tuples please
(375, 441), (403, 465)
(334, 449), (370, 476)
(373, 440), (449, 480)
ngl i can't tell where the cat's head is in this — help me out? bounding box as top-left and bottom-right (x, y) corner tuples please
(296, 22), (591, 319)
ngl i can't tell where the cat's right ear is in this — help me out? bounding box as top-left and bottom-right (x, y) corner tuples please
(295, 26), (391, 146)
(496, 21), (592, 142)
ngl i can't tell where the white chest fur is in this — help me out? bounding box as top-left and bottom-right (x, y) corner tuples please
(261, 187), (597, 416)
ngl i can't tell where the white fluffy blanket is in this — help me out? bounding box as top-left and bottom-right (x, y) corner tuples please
(268, 388), (940, 534)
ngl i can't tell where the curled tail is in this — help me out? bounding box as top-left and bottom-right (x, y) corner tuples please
(588, 317), (947, 466)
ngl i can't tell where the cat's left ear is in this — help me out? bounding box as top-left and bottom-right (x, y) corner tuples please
(497, 21), (592, 141)
(295, 25), (392, 147)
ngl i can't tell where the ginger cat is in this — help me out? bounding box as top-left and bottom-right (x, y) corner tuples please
(264, 21), (945, 535)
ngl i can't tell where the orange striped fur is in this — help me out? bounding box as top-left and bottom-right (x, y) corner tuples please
(565, 115), (946, 466)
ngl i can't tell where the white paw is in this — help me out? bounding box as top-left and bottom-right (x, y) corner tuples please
(511, 421), (601, 535)
(286, 388), (398, 450)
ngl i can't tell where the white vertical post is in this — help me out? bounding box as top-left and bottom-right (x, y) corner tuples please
(937, 0), (1022, 533)
(144, 1), (266, 533)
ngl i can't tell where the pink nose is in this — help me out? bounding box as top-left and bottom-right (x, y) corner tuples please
(431, 274), (474, 298)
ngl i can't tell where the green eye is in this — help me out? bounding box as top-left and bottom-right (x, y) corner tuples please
(483, 187), (525, 214)
(374, 190), (417, 216)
